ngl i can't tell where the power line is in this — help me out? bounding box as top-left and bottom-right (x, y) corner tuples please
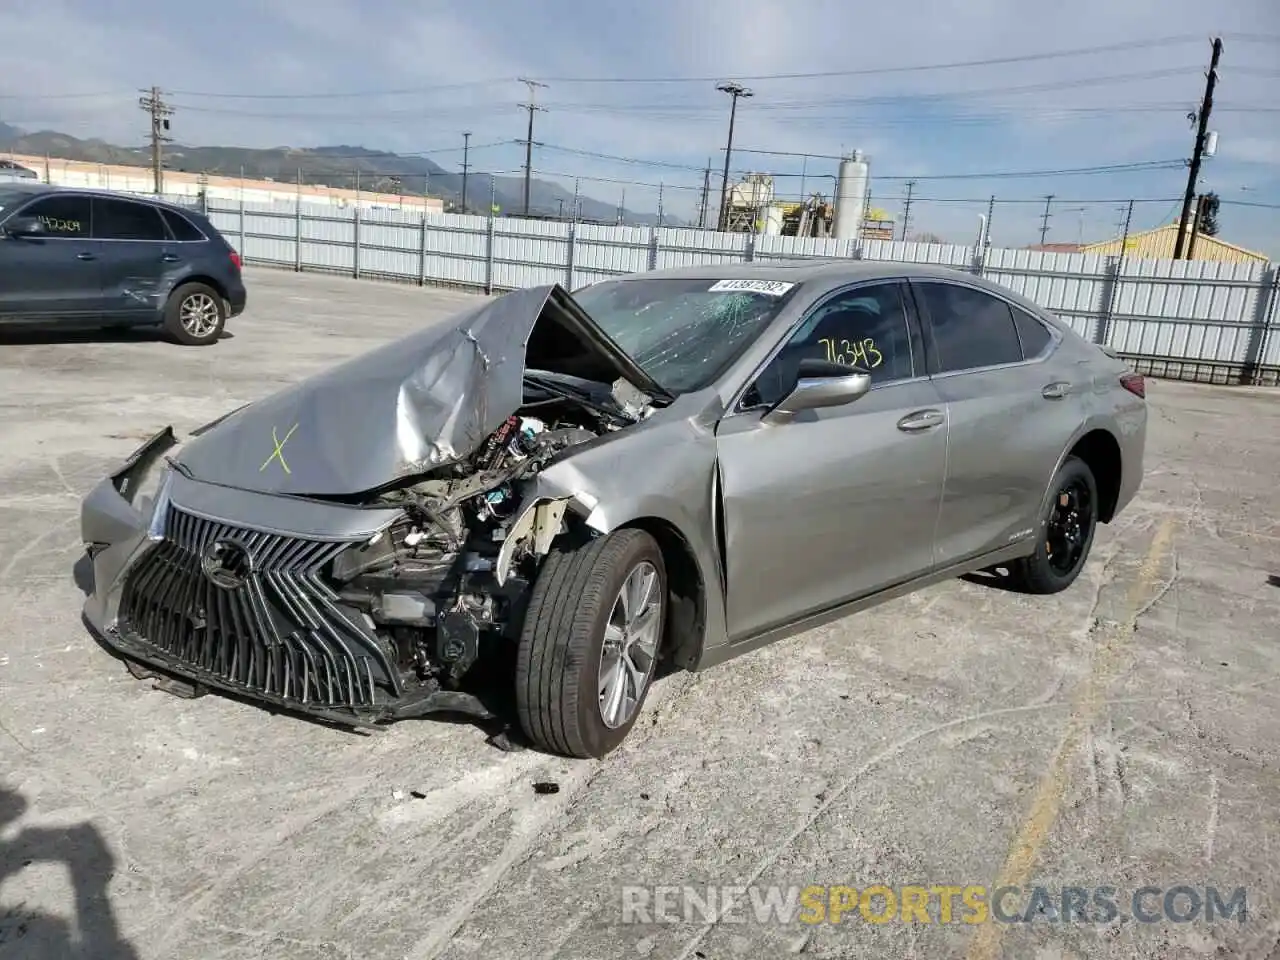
(540, 67), (1205, 112)
(169, 79), (512, 100)
(535, 143), (706, 172)
(507, 166), (1189, 205)
(1220, 199), (1280, 210)
(525, 36), (1207, 83)
(735, 158), (1188, 181)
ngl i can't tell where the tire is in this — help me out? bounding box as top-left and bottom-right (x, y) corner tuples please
(1008, 455), (1099, 595)
(515, 528), (666, 759)
(163, 282), (226, 346)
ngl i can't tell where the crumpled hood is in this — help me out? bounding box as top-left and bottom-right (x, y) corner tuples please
(174, 283), (666, 497)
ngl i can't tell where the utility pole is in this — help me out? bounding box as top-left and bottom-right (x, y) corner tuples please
(138, 86), (173, 195)
(715, 81), (753, 231)
(1038, 194), (1054, 245)
(461, 131), (472, 213)
(1173, 37), (1223, 259)
(517, 78), (548, 217)
(698, 161), (711, 229)
(900, 180), (916, 241)
(1186, 193), (1210, 259)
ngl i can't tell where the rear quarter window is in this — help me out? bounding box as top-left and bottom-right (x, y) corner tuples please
(161, 208), (206, 242)
(1011, 306), (1053, 358)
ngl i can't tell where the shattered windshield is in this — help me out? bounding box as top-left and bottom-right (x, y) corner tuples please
(571, 276), (800, 394)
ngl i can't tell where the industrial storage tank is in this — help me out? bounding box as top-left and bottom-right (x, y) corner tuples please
(761, 203), (785, 235)
(832, 151), (869, 241)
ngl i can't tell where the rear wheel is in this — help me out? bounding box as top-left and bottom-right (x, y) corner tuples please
(515, 529), (665, 758)
(1008, 455), (1098, 594)
(163, 282), (226, 345)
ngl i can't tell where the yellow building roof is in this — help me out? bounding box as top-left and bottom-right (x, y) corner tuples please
(1081, 222), (1268, 264)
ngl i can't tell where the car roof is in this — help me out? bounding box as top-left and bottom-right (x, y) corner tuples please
(607, 257), (1061, 320)
(614, 258), (974, 285)
(0, 181), (206, 217)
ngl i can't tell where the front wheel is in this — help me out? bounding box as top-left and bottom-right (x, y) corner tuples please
(1008, 455), (1099, 594)
(515, 528), (666, 758)
(163, 282), (226, 345)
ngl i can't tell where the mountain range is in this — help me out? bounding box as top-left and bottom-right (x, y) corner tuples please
(0, 122), (679, 225)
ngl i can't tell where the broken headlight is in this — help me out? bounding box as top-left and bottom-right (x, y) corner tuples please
(129, 458), (172, 521)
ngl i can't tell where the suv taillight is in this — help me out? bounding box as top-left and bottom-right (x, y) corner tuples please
(229, 250), (242, 270)
(1120, 372), (1145, 398)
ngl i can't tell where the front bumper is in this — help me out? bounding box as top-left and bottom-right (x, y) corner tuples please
(80, 430), (479, 727)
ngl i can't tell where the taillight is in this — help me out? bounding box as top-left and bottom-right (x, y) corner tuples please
(229, 250), (242, 270)
(1120, 372), (1145, 398)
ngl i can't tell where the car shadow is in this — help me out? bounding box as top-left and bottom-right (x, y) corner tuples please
(959, 565), (1030, 593)
(0, 327), (234, 345)
(0, 784), (139, 959)
(72, 556), (94, 597)
(1268, 574), (1280, 589)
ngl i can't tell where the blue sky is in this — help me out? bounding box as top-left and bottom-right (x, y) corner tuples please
(2, 0), (1277, 255)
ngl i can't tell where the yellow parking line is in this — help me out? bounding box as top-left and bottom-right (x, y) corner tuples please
(964, 519), (1175, 960)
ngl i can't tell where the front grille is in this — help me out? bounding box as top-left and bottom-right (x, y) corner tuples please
(118, 505), (392, 711)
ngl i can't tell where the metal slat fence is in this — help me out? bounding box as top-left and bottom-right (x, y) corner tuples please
(184, 194), (1277, 387)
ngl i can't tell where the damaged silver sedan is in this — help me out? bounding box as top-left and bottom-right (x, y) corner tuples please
(79, 261), (1147, 757)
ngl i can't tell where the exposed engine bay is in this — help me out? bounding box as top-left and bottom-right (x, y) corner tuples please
(328, 372), (656, 709)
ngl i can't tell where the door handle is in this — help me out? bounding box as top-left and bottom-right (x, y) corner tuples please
(76, 251), (96, 261)
(1042, 381), (1072, 400)
(160, 253), (180, 262)
(897, 409), (945, 432)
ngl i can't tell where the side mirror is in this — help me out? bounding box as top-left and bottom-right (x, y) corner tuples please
(4, 216), (47, 238)
(762, 358), (872, 425)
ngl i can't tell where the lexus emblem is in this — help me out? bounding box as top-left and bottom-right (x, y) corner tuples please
(201, 538), (253, 590)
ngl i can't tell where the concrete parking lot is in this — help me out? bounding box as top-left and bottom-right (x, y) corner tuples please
(1, 266), (1278, 960)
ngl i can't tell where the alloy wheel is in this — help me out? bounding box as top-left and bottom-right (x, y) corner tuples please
(598, 560), (662, 729)
(180, 292), (221, 339)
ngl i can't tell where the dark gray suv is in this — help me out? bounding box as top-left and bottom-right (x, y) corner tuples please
(0, 183), (247, 345)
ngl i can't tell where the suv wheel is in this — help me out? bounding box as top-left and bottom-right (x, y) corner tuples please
(163, 282), (226, 345)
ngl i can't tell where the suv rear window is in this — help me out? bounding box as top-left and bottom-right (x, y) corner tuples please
(161, 208), (205, 241)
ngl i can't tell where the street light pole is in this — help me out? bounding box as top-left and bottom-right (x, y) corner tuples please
(715, 81), (753, 231)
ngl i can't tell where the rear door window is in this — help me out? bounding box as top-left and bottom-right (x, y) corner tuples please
(914, 281), (1024, 373)
(92, 197), (168, 241)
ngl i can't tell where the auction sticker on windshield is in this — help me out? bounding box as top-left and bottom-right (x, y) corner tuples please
(708, 279), (796, 296)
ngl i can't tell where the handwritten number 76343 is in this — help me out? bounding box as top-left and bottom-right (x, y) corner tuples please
(818, 338), (883, 369)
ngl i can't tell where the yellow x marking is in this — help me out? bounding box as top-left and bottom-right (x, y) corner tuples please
(259, 423), (299, 474)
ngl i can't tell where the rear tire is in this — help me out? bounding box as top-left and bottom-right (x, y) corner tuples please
(515, 528), (666, 759)
(163, 282), (226, 345)
(1008, 455), (1099, 594)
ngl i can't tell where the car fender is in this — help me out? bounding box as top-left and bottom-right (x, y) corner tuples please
(507, 413), (730, 666)
(1036, 413), (1123, 522)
